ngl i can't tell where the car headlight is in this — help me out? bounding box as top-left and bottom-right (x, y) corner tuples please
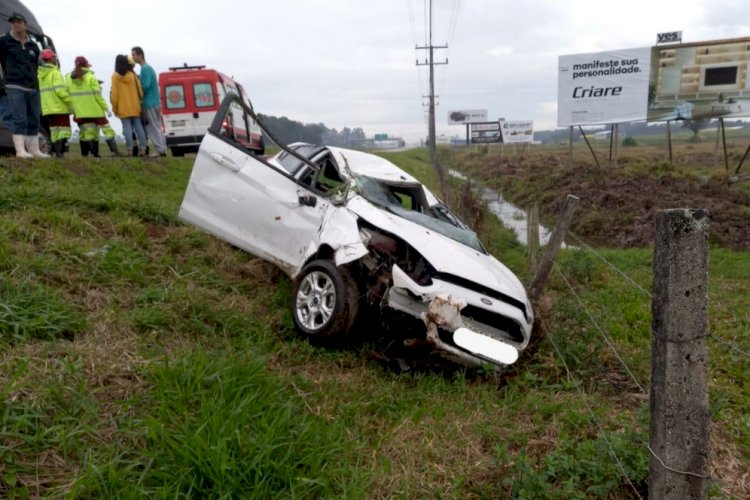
(358, 222), (434, 287)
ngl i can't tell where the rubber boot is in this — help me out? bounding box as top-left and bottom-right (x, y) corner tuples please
(52, 140), (64, 158)
(80, 140), (90, 157)
(91, 141), (100, 158)
(12, 134), (33, 158)
(106, 137), (121, 157)
(26, 135), (50, 158)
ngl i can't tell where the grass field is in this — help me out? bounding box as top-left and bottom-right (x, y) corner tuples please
(0, 147), (748, 498)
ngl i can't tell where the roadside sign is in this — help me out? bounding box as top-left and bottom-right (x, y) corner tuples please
(470, 121), (502, 143)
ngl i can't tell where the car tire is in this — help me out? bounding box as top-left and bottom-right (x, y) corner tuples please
(171, 147), (185, 157)
(291, 259), (359, 339)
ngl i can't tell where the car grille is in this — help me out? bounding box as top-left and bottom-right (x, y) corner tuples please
(436, 272), (530, 322)
(460, 305), (526, 343)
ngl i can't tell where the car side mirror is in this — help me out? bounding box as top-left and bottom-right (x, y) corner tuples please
(298, 194), (317, 207)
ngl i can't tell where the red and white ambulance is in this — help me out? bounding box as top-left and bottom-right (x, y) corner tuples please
(159, 64), (264, 157)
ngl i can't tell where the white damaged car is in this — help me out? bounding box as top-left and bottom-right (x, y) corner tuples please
(179, 94), (533, 368)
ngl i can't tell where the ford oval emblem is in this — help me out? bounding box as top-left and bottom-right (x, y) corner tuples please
(481, 298), (492, 306)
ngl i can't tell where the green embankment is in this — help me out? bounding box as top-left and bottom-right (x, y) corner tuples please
(0, 150), (746, 498)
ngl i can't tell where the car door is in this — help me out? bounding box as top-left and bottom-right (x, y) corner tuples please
(179, 94), (328, 275)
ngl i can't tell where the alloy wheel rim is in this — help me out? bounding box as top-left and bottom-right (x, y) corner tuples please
(296, 271), (336, 331)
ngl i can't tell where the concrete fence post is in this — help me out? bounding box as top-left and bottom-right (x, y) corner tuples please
(649, 209), (710, 499)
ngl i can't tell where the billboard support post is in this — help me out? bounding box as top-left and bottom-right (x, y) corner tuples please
(608, 124), (615, 163)
(568, 126), (573, 168)
(714, 121), (721, 168)
(578, 126), (602, 170)
(613, 123), (619, 167)
(666, 121), (673, 162)
(465, 123), (469, 146)
(720, 118), (729, 173)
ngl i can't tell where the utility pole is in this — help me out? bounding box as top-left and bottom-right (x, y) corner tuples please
(416, 0), (449, 201)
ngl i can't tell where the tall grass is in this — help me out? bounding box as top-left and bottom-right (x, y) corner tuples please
(70, 350), (366, 498)
(0, 277), (85, 344)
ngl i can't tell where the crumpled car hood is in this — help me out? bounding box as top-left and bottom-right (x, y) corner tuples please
(345, 196), (529, 303)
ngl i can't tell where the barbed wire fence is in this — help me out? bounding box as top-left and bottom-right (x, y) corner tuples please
(535, 224), (747, 499)
(458, 164), (746, 496)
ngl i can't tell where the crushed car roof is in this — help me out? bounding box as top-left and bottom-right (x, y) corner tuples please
(329, 147), (421, 184)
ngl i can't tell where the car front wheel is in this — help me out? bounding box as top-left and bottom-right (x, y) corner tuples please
(291, 260), (358, 339)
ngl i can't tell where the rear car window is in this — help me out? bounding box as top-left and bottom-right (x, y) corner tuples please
(193, 83), (215, 108)
(165, 84), (186, 109)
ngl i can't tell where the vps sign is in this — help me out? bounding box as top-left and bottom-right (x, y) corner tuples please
(657, 31), (682, 44)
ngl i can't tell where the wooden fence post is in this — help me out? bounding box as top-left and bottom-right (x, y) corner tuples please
(649, 209), (710, 499)
(527, 204), (540, 273)
(528, 195), (579, 302)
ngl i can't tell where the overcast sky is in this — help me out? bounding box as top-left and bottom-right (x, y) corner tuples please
(27, 0), (750, 142)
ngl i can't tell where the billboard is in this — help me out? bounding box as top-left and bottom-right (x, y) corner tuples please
(448, 109), (488, 124)
(647, 38), (750, 122)
(558, 47), (652, 126)
(470, 122), (502, 143)
(501, 120), (534, 143)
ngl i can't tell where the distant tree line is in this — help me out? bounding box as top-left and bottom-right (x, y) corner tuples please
(257, 114), (367, 146)
(535, 119), (750, 144)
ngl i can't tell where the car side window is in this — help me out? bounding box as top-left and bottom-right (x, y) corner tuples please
(220, 101), (256, 152)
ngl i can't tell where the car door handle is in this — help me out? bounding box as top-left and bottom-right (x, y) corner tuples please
(210, 152), (241, 172)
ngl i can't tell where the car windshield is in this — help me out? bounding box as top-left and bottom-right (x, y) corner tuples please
(355, 175), (486, 253)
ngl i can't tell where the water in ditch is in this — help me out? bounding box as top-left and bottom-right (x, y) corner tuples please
(449, 169), (554, 246)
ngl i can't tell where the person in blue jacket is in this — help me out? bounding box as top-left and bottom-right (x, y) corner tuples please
(131, 46), (166, 157)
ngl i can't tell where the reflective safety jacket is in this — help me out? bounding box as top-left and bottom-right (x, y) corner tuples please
(38, 63), (72, 116)
(66, 68), (108, 119)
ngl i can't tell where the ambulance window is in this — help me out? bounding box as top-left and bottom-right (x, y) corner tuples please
(193, 83), (215, 108)
(165, 85), (186, 109)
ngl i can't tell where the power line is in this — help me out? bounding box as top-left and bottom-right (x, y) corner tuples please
(415, 0), (449, 197)
(406, 0), (418, 47)
(447, 0), (461, 44)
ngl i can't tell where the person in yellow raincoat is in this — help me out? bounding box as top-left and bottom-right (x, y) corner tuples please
(38, 49), (72, 157)
(66, 56), (120, 157)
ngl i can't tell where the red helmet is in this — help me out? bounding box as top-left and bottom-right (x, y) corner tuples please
(40, 49), (56, 61)
(74, 56), (90, 68)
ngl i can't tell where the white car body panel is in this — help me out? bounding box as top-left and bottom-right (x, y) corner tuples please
(346, 195), (528, 302)
(178, 100), (533, 368)
(180, 134), (368, 277)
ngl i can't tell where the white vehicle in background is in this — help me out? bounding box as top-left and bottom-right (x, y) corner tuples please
(179, 94), (533, 370)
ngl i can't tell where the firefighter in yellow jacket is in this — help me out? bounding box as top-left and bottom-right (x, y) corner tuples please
(65, 56), (120, 157)
(38, 49), (72, 157)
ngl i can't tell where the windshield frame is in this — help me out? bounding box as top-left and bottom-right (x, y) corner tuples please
(354, 175), (487, 254)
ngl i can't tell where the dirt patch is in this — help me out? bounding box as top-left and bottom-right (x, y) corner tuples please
(460, 153), (750, 250)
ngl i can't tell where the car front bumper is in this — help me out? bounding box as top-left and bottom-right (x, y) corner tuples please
(385, 264), (532, 368)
